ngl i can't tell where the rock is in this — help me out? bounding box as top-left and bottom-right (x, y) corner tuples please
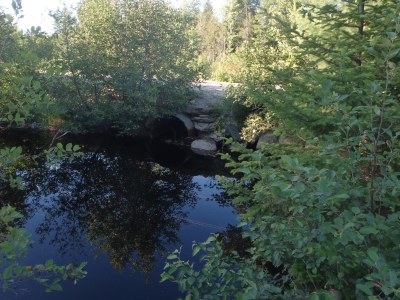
(29, 122), (39, 129)
(185, 104), (213, 116)
(191, 139), (217, 156)
(209, 132), (224, 143)
(225, 123), (241, 142)
(194, 122), (215, 132)
(278, 135), (294, 144)
(256, 130), (279, 149)
(174, 113), (195, 137)
(192, 115), (215, 123)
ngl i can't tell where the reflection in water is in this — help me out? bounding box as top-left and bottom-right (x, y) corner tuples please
(0, 181), (31, 228)
(24, 152), (199, 275)
(1, 131), (236, 299)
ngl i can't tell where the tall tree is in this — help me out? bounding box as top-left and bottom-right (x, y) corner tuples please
(196, 0), (225, 72)
(237, 0), (377, 137)
(49, 0), (198, 134)
(163, 1), (400, 298)
(0, 3), (87, 293)
(224, 0), (260, 52)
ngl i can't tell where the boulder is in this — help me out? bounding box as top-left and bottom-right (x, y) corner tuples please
(192, 115), (215, 123)
(191, 139), (217, 156)
(256, 130), (279, 149)
(185, 104), (213, 116)
(194, 122), (215, 132)
(209, 132), (224, 143)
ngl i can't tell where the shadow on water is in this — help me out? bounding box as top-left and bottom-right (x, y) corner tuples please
(0, 129), (237, 299)
(25, 152), (199, 275)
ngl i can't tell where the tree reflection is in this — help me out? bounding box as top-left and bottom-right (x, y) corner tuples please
(26, 152), (199, 275)
(0, 181), (31, 229)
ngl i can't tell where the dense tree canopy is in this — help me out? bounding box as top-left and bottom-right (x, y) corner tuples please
(1, 0), (400, 298)
(0, 5), (87, 293)
(163, 1), (400, 299)
(47, 0), (198, 134)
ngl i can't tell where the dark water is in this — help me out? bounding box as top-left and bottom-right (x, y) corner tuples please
(0, 131), (237, 300)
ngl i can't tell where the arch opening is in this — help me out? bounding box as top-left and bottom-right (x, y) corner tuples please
(150, 114), (194, 141)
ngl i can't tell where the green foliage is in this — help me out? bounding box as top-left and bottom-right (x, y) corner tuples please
(0, 147), (23, 189)
(0, 4), (87, 294)
(45, 143), (83, 165)
(212, 86), (252, 134)
(0, 206), (87, 293)
(240, 112), (275, 142)
(163, 1), (400, 299)
(0, 13), (18, 62)
(195, 0), (225, 78)
(237, 0), (400, 138)
(224, 0), (259, 52)
(48, 0), (198, 134)
(212, 52), (244, 82)
(0, 11), (54, 129)
(0, 74), (51, 127)
(162, 235), (279, 300)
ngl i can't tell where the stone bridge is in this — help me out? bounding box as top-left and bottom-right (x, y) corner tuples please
(149, 81), (239, 156)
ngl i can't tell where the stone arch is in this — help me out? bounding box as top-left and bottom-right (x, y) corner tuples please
(148, 113), (194, 140)
(173, 113), (195, 137)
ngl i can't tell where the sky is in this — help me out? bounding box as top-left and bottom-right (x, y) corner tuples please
(1, 0), (227, 33)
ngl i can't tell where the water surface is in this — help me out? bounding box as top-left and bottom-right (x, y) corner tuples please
(0, 132), (237, 300)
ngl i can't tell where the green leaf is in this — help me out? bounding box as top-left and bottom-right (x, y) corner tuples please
(160, 273), (169, 283)
(370, 81), (378, 92)
(367, 248), (379, 262)
(322, 80), (333, 91)
(167, 254), (178, 260)
(387, 48), (400, 59)
(360, 227), (378, 235)
(357, 283), (373, 295)
(308, 293), (320, 300)
(50, 283), (63, 292)
(3, 267), (13, 280)
(192, 245), (201, 256)
(387, 32), (397, 40)
(45, 259), (54, 268)
(389, 271), (398, 286)
(238, 168), (251, 174)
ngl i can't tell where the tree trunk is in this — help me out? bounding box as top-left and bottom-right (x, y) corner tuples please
(357, 0), (365, 66)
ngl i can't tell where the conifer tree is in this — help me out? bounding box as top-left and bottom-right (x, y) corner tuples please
(224, 0), (260, 52)
(163, 1), (400, 298)
(241, 0), (393, 138)
(196, 0), (224, 69)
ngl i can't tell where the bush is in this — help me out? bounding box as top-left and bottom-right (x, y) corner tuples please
(212, 51), (245, 83)
(48, 0), (198, 135)
(162, 2), (400, 299)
